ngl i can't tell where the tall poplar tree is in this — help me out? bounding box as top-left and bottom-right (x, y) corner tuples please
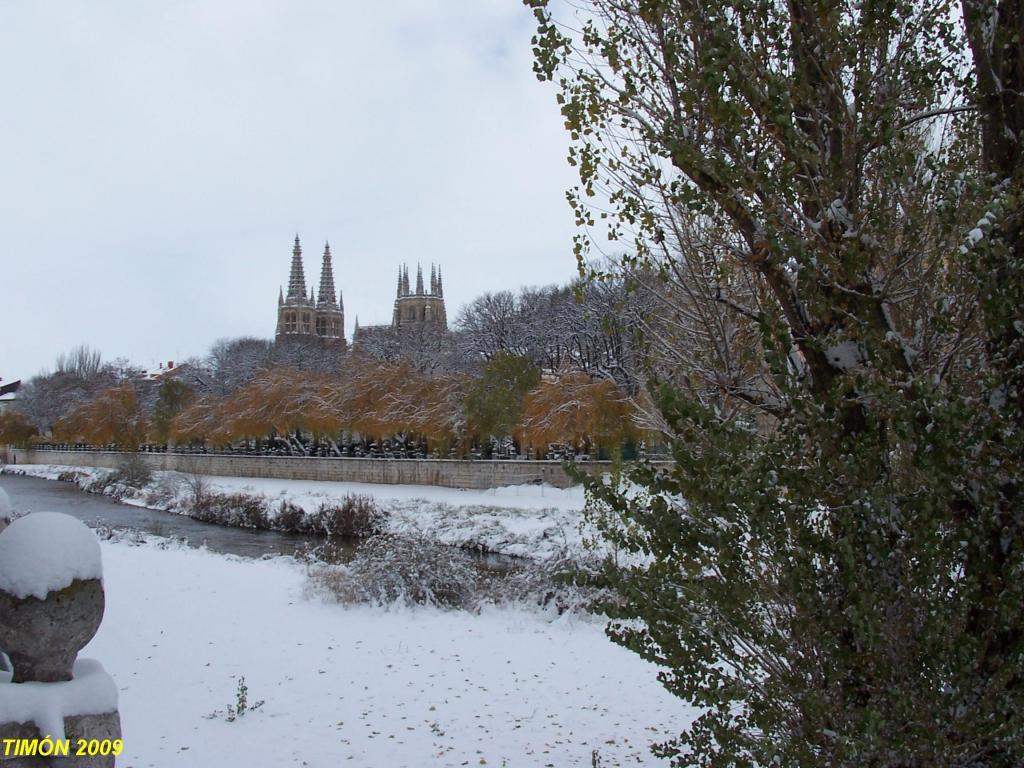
(527, 0), (1023, 764)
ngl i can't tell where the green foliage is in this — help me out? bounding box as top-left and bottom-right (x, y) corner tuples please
(528, 0), (1024, 764)
(587, 373), (1023, 765)
(463, 352), (541, 444)
(152, 379), (195, 443)
(206, 675), (264, 722)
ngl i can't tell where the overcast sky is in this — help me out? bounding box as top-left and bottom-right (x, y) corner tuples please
(0, 1), (586, 380)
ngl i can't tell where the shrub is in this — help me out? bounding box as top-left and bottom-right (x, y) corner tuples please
(182, 472), (209, 506)
(274, 499), (309, 533)
(143, 472), (186, 510)
(111, 453), (152, 489)
(309, 534), (480, 609)
(191, 492), (270, 530)
(308, 494), (386, 538)
(478, 550), (613, 615)
(79, 470), (128, 499)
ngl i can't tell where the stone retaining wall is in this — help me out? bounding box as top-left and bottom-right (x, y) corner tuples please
(6, 448), (651, 490)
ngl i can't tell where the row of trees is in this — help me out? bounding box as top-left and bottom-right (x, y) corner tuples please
(10, 270), (654, 457)
(41, 353), (642, 458)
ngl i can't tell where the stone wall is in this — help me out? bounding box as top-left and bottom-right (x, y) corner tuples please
(7, 448), (646, 490)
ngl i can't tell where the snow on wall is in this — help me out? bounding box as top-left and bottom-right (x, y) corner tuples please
(0, 485), (10, 521)
(0, 513), (102, 600)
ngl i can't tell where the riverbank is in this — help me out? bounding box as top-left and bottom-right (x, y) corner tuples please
(81, 537), (695, 767)
(1, 464), (589, 561)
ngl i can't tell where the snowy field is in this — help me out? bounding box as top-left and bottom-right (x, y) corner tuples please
(3, 464), (590, 560)
(84, 539), (696, 767)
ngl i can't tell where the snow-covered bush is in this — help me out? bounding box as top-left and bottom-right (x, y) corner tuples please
(272, 495), (385, 537)
(274, 499), (307, 532)
(56, 470), (86, 484)
(307, 495), (386, 538)
(111, 453), (152, 489)
(191, 492), (270, 530)
(143, 472), (186, 510)
(479, 550), (613, 615)
(78, 469), (133, 500)
(309, 534), (480, 609)
(182, 471), (210, 508)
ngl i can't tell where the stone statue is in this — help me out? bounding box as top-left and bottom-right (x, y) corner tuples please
(0, 511), (121, 767)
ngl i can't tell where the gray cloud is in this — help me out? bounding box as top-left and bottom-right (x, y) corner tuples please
(0, 0), (581, 378)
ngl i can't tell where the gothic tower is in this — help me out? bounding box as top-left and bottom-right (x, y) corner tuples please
(392, 262), (447, 330)
(314, 242), (344, 340)
(275, 235), (346, 345)
(276, 235), (315, 337)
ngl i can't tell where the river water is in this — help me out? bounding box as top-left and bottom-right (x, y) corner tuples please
(0, 474), (518, 570)
(0, 473), (341, 560)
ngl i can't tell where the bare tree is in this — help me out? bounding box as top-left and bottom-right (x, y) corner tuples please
(54, 344), (103, 379)
(206, 337), (273, 396)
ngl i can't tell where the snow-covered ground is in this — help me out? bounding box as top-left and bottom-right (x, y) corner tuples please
(2, 464), (590, 561)
(84, 539), (695, 767)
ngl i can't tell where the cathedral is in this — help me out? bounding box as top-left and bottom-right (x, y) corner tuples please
(275, 236), (447, 356)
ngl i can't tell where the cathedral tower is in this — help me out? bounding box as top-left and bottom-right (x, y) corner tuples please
(276, 235), (314, 337)
(275, 235), (346, 345)
(314, 242), (344, 339)
(392, 262), (447, 330)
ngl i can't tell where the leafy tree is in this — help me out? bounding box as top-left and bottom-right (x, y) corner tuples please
(337, 358), (466, 452)
(519, 372), (637, 457)
(0, 411), (38, 448)
(169, 394), (226, 446)
(528, 0), (1023, 765)
(151, 379), (195, 444)
(463, 352), (541, 447)
(54, 384), (147, 451)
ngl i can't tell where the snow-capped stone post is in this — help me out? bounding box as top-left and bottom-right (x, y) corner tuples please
(0, 512), (121, 766)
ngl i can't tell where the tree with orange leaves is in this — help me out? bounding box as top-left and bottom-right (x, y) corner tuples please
(0, 411), (38, 448)
(518, 372), (637, 457)
(334, 357), (466, 452)
(169, 394), (230, 446)
(53, 384), (147, 451)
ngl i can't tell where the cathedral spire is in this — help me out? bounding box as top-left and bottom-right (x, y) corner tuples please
(396, 266), (403, 299)
(415, 263), (424, 295)
(286, 235), (307, 302)
(436, 265), (444, 297)
(430, 264), (437, 295)
(278, 286), (284, 305)
(402, 265), (410, 296)
(318, 242), (338, 308)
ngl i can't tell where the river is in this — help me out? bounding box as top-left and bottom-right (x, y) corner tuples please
(0, 473), (345, 560)
(0, 473), (519, 570)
